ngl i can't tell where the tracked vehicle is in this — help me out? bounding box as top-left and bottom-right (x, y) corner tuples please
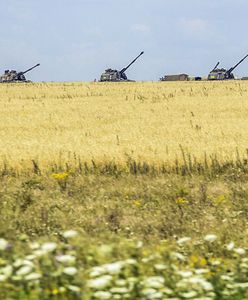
(100, 52), (144, 82)
(0, 64), (40, 83)
(208, 54), (248, 80)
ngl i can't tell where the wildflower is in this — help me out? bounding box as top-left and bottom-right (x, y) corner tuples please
(180, 291), (198, 298)
(240, 261), (248, 269)
(177, 237), (191, 245)
(195, 268), (209, 275)
(226, 242), (235, 251)
(0, 274), (7, 282)
(177, 270), (193, 278)
(189, 277), (213, 291)
(161, 287), (173, 295)
(115, 279), (127, 286)
(51, 288), (59, 295)
(172, 252), (185, 261)
(154, 264), (167, 271)
(210, 259), (221, 266)
(59, 287), (66, 293)
(62, 230), (78, 238)
(51, 172), (69, 180)
(33, 249), (47, 257)
(88, 275), (112, 289)
(133, 200), (142, 207)
(204, 234), (217, 243)
(136, 241), (143, 248)
(25, 255), (36, 261)
(41, 242), (57, 253)
(143, 276), (165, 289)
(176, 197), (189, 205)
(0, 265), (13, 281)
(16, 265), (33, 276)
(67, 285), (81, 293)
(221, 275), (233, 281)
(234, 248), (246, 255)
(127, 277), (138, 283)
(0, 238), (8, 251)
(142, 288), (157, 296)
(147, 292), (164, 299)
(90, 266), (105, 277)
(94, 291), (112, 299)
(13, 259), (34, 268)
(0, 258), (6, 265)
(234, 282), (248, 289)
(25, 272), (42, 281)
(97, 244), (113, 256)
(125, 258), (137, 265)
(63, 267), (77, 276)
(214, 194), (226, 205)
(29, 242), (40, 250)
(56, 255), (76, 264)
(103, 261), (124, 275)
(91, 261), (124, 276)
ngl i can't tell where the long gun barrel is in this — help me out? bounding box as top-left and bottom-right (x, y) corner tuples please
(19, 63), (40, 76)
(120, 52), (144, 74)
(13, 63), (40, 81)
(212, 62), (220, 71)
(226, 54), (248, 76)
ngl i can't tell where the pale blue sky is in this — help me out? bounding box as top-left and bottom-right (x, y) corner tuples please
(1, 0), (248, 81)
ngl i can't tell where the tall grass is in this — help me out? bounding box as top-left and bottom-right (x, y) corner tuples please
(1, 81), (248, 299)
(0, 81), (248, 171)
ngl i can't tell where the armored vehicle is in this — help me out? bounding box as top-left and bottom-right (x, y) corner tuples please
(100, 51), (144, 82)
(208, 54), (248, 80)
(160, 74), (189, 81)
(0, 64), (40, 83)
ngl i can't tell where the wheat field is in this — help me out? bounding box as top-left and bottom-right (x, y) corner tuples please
(1, 81), (248, 299)
(1, 81), (248, 171)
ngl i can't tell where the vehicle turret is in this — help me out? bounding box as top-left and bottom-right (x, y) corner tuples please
(99, 52), (144, 82)
(208, 54), (248, 80)
(0, 63), (40, 83)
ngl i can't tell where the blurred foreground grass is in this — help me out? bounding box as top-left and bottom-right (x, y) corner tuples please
(0, 166), (248, 299)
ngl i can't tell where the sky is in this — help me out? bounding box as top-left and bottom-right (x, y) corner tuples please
(1, 0), (248, 81)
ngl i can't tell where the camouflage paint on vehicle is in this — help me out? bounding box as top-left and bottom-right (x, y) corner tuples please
(208, 54), (248, 80)
(0, 64), (40, 83)
(100, 52), (144, 82)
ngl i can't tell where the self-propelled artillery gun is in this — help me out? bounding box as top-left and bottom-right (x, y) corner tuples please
(0, 63), (40, 83)
(100, 52), (144, 82)
(208, 54), (248, 80)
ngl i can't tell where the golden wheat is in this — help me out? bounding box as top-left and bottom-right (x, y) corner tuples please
(0, 81), (248, 170)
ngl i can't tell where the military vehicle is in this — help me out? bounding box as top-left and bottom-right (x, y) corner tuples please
(208, 54), (248, 80)
(0, 63), (40, 83)
(100, 51), (144, 82)
(160, 74), (189, 81)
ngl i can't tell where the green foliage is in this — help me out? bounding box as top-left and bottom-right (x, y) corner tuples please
(0, 233), (248, 299)
(0, 166), (248, 299)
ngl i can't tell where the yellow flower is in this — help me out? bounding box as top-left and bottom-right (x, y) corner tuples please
(52, 288), (59, 295)
(214, 195), (226, 205)
(133, 200), (142, 207)
(175, 197), (189, 205)
(189, 255), (207, 268)
(0, 258), (7, 266)
(51, 172), (69, 180)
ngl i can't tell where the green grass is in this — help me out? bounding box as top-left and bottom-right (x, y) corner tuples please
(0, 163), (248, 299)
